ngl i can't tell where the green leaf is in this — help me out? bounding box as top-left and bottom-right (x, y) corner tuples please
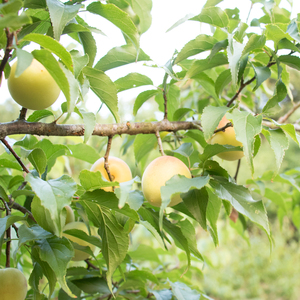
(35, 236), (75, 297)
(79, 109), (96, 143)
(0, 159), (23, 171)
(46, 0), (82, 40)
(67, 144), (100, 164)
(226, 110), (262, 174)
(278, 55), (300, 71)
(160, 175), (210, 227)
(95, 44), (150, 72)
(95, 206), (129, 293)
(215, 69), (231, 97)
(128, 0), (152, 34)
(75, 16), (97, 67)
(27, 110), (54, 122)
(262, 80), (287, 114)
(191, 7), (229, 28)
(32, 49), (70, 105)
(266, 24), (292, 45)
(133, 89), (158, 115)
(278, 123), (299, 145)
(155, 84), (180, 121)
(0, 0), (22, 14)
(21, 33), (74, 72)
(28, 148), (47, 175)
(187, 53), (228, 78)
(166, 13), (195, 33)
(79, 170), (116, 191)
(261, 128), (289, 176)
(133, 134), (157, 163)
(71, 277), (110, 295)
(234, 22), (248, 43)
(173, 108), (194, 121)
(0, 215), (27, 257)
(170, 143), (193, 158)
(227, 34), (245, 87)
(87, 2), (139, 50)
(252, 64), (271, 91)
(81, 190), (140, 221)
(70, 50), (89, 78)
(201, 105), (229, 140)
(14, 48), (34, 77)
(264, 188), (286, 212)
(204, 0), (223, 7)
(209, 38), (228, 59)
(114, 72), (153, 92)
(181, 187), (208, 230)
(206, 188), (221, 246)
(83, 66), (120, 123)
(169, 280), (201, 300)
(242, 34), (266, 56)
(24, 0), (47, 9)
(175, 34), (218, 64)
(278, 38), (300, 53)
(27, 174), (77, 236)
(0, 12), (32, 31)
(292, 206), (300, 230)
(129, 244), (161, 263)
(210, 177), (270, 237)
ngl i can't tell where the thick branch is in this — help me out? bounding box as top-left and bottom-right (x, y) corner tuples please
(0, 120), (203, 138)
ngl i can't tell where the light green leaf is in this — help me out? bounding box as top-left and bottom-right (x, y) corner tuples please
(133, 89), (158, 115)
(173, 108), (194, 121)
(27, 110), (54, 122)
(210, 177), (270, 237)
(191, 7), (229, 28)
(87, 2), (139, 50)
(83, 66), (119, 123)
(170, 143), (193, 158)
(46, 0), (82, 40)
(215, 69), (231, 97)
(96, 206), (129, 293)
(187, 53), (228, 78)
(227, 34), (245, 87)
(226, 110), (262, 174)
(114, 72), (153, 92)
(134, 134), (157, 163)
(129, 244), (161, 263)
(278, 123), (299, 145)
(175, 34), (218, 64)
(169, 280), (201, 300)
(79, 109), (96, 143)
(0, 12), (32, 31)
(67, 144), (100, 164)
(261, 128), (289, 176)
(14, 48), (33, 77)
(264, 188), (286, 212)
(0, 159), (23, 171)
(266, 24), (292, 45)
(28, 148), (47, 175)
(95, 44), (150, 72)
(27, 174), (77, 236)
(242, 34), (266, 56)
(292, 206), (300, 230)
(0, 0), (22, 14)
(201, 105), (229, 140)
(36, 236), (75, 297)
(128, 0), (152, 34)
(22, 33), (74, 72)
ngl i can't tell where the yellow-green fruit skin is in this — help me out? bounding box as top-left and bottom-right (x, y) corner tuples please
(63, 222), (96, 261)
(64, 205), (75, 225)
(90, 156), (132, 192)
(142, 156), (191, 207)
(8, 59), (61, 110)
(0, 268), (27, 300)
(209, 116), (244, 161)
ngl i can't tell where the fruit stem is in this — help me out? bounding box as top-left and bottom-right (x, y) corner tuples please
(104, 136), (115, 187)
(155, 131), (165, 156)
(18, 107), (28, 120)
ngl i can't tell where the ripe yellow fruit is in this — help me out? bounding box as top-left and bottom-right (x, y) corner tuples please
(0, 268), (27, 300)
(63, 222), (96, 261)
(63, 205), (75, 225)
(142, 156), (191, 207)
(209, 116), (244, 161)
(8, 58), (60, 110)
(90, 156), (132, 192)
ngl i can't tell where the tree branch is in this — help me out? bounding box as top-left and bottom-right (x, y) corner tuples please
(0, 28), (14, 86)
(104, 136), (114, 183)
(1, 198), (11, 267)
(155, 131), (165, 156)
(277, 101), (300, 124)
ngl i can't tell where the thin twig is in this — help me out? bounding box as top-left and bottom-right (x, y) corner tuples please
(0, 28), (14, 86)
(246, 2), (253, 24)
(0, 138), (30, 173)
(163, 72), (168, 120)
(277, 102), (300, 124)
(18, 107), (28, 121)
(10, 200), (36, 222)
(85, 259), (99, 270)
(104, 136), (114, 182)
(1, 198), (11, 267)
(155, 131), (165, 156)
(214, 122), (233, 133)
(234, 159), (241, 182)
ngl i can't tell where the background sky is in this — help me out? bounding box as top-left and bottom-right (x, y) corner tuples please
(1, 0), (299, 116)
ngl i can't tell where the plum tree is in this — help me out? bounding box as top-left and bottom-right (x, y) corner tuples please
(90, 156), (132, 191)
(63, 222), (96, 261)
(7, 59), (60, 110)
(142, 156), (191, 207)
(0, 268), (27, 300)
(209, 116), (244, 161)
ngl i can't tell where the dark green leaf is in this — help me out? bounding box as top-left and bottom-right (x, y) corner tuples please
(252, 64), (271, 91)
(279, 55), (300, 71)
